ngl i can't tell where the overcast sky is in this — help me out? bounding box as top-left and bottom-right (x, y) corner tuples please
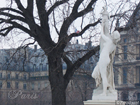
(0, 0), (139, 49)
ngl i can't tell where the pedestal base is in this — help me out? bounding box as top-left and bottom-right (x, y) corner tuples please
(84, 100), (125, 105)
(92, 84), (117, 100)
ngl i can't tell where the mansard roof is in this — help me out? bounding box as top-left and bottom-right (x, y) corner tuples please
(126, 2), (140, 28)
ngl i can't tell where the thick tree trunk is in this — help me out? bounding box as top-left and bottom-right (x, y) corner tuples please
(48, 52), (66, 105)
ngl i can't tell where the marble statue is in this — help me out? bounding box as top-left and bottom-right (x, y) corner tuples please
(91, 6), (120, 99)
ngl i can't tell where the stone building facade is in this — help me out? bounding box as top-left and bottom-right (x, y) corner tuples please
(114, 2), (140, 102)
(0, 40), (97, 105)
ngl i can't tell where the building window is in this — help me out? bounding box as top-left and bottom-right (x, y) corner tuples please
(45, 73), (47, 76)
(16, 64), (19, 71)
(0, 73), (2, 78)
(138, 93), (140, 101)
(23, 84), (26, 90)
(136, 66), (140, 83)
(139, 67), (140, 84)
(122, 91), (128, 101)
(115, 47), (119, 61)
(33, 64), (36, 71)
(24, 65), (27, 71)
(39, 64), (43, 71)
(7, 82), (10, 88)
(0, 81), (2, 88)
(38, 83), (40, 90)
(0, 63), (2, 69)
(136, 44), (140, 60)
(15, 82), (18, 89)
(123, 38), (127, 43)
(123, 46), (127, 60)
(31, 83), (34, 90)
(114, 69), (119, 85)
(7, 73), (10, 79)
(16, 74), (18, 79)
(46, 63), (49, 71)
(24, 74), (27, 80)
(44, 82), (47, 88)
(123, 67), (127, 84)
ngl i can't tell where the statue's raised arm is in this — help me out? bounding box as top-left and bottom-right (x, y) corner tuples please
(100, 6), (110, 36)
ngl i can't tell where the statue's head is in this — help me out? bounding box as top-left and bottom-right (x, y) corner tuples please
(111, 31), (120, 43)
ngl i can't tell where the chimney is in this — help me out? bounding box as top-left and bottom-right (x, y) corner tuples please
(34, 45), (37, 52)
(76, 39), (79, 44)
(116, 18), (120, 28)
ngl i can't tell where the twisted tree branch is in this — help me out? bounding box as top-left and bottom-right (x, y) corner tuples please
(64, 45), (100, 87)
(15, 0), (25, 12)
(0, 8), (23, 16)
(47, 0), (69, 15)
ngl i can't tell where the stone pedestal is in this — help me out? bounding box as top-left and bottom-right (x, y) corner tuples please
(92, 84), (117, 100)
(84, 84), (119, 105)
(84, 100), (116, 105)
(84, 100), (126, 105)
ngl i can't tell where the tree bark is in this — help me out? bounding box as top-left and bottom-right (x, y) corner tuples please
(48, 51), (66, 105)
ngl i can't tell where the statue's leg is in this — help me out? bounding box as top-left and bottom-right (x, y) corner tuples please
(98, 56), (110, 96)
(100, 70), (108, 96)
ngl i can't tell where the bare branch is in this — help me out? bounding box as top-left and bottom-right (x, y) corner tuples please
(69, 19), (101, 38)
(115, 3), (140, 32)
(47, 0), (69, 15)
(27, 0), (34, 14)
(36, 0), (48, 28)
(64, 45), (100, 87)
(0, 26), (14, 36)
(59, 0), (97, 40)
(76, 0), (96, 17)
(52, 11), (60, 35)
(0, 8), (23, 16)
(0, 19), (33, 37)
(71, 0), (84, 14)
(15, 0), (25, 12)
(62, 53), (72, 68)
(0, 12), (27, 23)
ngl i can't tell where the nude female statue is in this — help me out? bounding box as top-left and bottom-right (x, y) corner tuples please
(92, 30), (120, 96)
(91, 6), (120, 97)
